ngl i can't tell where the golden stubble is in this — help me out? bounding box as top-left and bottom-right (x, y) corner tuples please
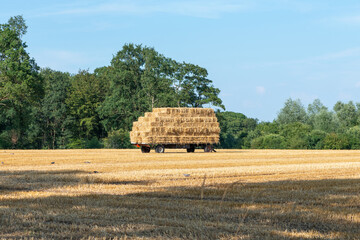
(0, 149), (359, 239)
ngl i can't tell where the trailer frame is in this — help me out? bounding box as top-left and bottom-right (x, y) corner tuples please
(134, 143), (215, 153)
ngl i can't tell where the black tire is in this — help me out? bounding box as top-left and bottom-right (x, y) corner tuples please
(155, 145), (165, 153)
(204, 145), (212, 152)
(141, 146), (150, 153)
(186, 148), (195, 153)
(187, 145), (195, 153)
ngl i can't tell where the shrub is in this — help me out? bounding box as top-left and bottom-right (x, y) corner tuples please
(103, 129), (133, 149)
(323, 133), (350, 149)
(85, 137), (103, 149)
(66, 139), (85, 149)
(307, 130), (327, 149)
(251, 134), (286, 149)
(345, 126), (360, 149)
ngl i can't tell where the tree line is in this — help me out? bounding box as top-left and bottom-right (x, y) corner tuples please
(219, 99), (360, 149)
(1, 16), (360, 150)
(0, 16), (224, 149)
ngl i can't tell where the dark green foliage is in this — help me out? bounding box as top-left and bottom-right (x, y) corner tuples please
(323, 133), (350, 150)
(345, 126), (360, 149)
(280, 122), (311, 149)
(66, 139), (86, 149)
(66, 70), (107, 139)
(216, 111), (257, 148)
(3, 16), (360, 150)
(40, 68), (72, 148)
(307, 130), (327, 149)
(0, 17), (225, 149)
(251, 134), (286, 149)
(103, 129), (133, 149)
(98, 44), (224, 132)
(0, 15), (43, 148)
(85, 137), (103, 149)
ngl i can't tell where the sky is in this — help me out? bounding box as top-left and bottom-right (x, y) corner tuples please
(1, 0), (360, 121)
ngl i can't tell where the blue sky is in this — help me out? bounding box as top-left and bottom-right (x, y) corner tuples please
(1, 0), (360, 121)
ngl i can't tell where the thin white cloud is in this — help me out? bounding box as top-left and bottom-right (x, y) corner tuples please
(256, 86), (266, 95)
(239, 47), (360, 69)
(335, 15), (360, 25)
(39, 0), (250, 19)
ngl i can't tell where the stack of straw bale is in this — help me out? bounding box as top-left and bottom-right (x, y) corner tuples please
(130, 108), (220, 145)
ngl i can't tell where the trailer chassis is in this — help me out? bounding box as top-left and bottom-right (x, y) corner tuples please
(134, 144), (215, 153)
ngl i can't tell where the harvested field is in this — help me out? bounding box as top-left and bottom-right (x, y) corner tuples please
(0, 149), (359, 239)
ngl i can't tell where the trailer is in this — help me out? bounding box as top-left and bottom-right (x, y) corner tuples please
(134, 143), (215, 153)
(130, 108), (220, 153)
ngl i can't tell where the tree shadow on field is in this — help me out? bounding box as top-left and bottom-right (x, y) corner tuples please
(0, 170), (86, 192)
(0, 175), (359, 239)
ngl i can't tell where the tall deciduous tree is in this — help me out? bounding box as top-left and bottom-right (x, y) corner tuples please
(172, 62), (224, 109)
(276, 98), (307, 125)
(99, 44), (224, 132)
(307, 99), (327, 126)
(0, 15), (43, 148)
(40, 68), (71, 148)
(333, 101), (358, 128)
(66, 70), (107, 140)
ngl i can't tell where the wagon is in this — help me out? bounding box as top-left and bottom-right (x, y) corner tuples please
(130, 108), (220, 153)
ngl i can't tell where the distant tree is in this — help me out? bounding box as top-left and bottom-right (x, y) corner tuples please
(244, 122), (280, 148)
(276, 98), (307, 125)
(345, 126), (360, 149)
(313, 109), (340, 133)
(323, 133), (350, 150)
(40, 68), (72, 148)
(307, 99), (327, 126)
(280, 122), (311, 149)
(216, 111), (257, 148)
(307, 129), (327, 149)
(66, 70), (107, 139)
(103, 129), (133, 149)
(251, 134), (286, 149)
(333, 101), (358, 128)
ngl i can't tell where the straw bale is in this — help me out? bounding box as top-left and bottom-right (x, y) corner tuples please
(130, 108), (220, 144)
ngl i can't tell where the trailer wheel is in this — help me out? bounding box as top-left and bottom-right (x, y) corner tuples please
(187, 145), (195, 153)
(155, 145), (165, 153)
(141, 146), (151, 153)
(204, 145), (212, 152)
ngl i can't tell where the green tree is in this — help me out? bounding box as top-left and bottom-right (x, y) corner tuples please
(307, 129), (327, 149)
(251, 134), (286, 149)
(0, 16), (43, 148)
(173, 62), (225, 109)
(244, 122), (280, 148)
(313, 109), (340, 133)
(280, 122), (311, 149)
(323, 133), (350, 150)
(333, 101), (358, 128)
(217, 111), (257, 148)
(99, 44), (224, 132)
(66, 70), (107, 139)
(40, 68), (72, 148)
(276, 98), (307, 125)
(307, 99), (327, 126)
(345, 126), (360, 149)
(98, 44), (157, 132)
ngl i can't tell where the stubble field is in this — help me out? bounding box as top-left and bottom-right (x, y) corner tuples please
(0, 149), (359, 239)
